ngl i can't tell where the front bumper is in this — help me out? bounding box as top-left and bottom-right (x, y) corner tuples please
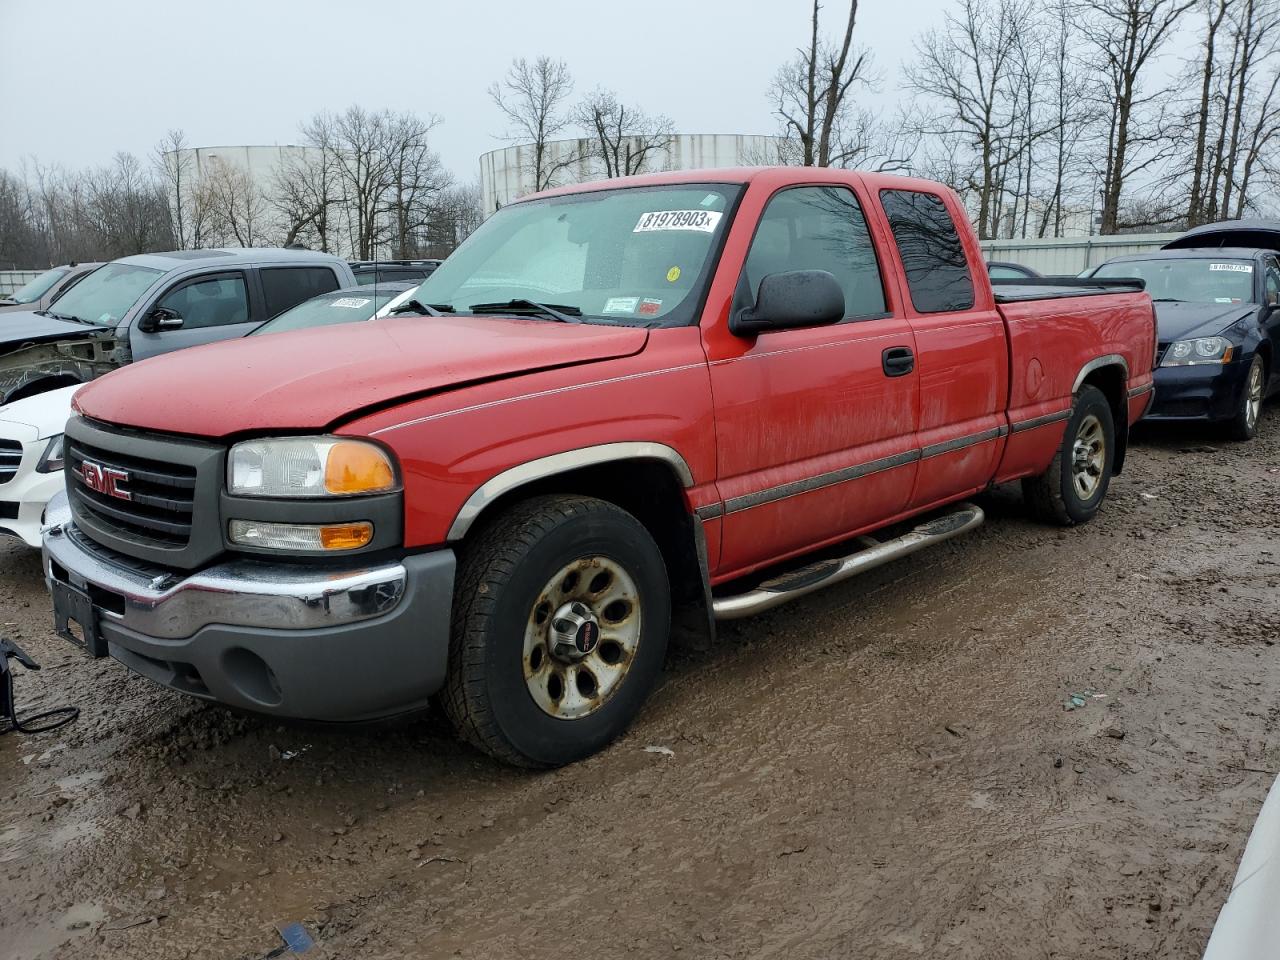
(0, 434), (62, 549)
(1146, 358), (1250, 422)
(42, 516), (456, 721)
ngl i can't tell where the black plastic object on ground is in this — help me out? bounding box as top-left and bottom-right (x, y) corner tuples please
(0, 636), (79, 734)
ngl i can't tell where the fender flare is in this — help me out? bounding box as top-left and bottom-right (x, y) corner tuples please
(446, 441), (695, 541)
(1072, 354), (1129, 393)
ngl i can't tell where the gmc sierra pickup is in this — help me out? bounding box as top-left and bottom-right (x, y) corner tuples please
(43, 168), (1156, 767)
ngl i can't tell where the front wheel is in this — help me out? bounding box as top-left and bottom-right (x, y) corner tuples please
(1022, 384), (1116, 526)
(1226, 354), (1265, 441)
(441, 495), (671, 768)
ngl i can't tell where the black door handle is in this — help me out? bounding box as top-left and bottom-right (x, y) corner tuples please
(882, 346), (914, 377)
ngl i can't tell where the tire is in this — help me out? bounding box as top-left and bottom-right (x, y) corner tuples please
(441, 495), (671, 768)
(1022, 385), (1115, 526)
(1227, 354), (1265, 441)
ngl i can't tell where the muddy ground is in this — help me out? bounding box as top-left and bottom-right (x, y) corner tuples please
(3, 417), (1280, 960)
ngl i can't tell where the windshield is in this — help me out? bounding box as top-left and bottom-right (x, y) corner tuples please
(46, 262), (163, 325)
(253, 286), (416, 336)
(414, 183), (742, 327)
(7, 267), (69, 304)
(1093, 258), (1256, 304)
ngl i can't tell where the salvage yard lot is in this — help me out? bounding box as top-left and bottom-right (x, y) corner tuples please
(3, 420), (1279, 960)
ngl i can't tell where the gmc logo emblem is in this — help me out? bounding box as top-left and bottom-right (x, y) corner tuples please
(78, 459), (132, 501)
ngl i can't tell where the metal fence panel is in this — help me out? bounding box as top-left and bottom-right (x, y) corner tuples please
(979, 234), (1181, 276)
(0, 271), (42, 297)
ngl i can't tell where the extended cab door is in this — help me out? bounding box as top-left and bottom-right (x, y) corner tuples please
(704, 181), (920, 578)
(874, 186), (1010, 510)
(130, 270), (259, 361)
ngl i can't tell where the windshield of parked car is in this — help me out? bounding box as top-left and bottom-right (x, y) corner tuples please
(413, 183), (742, 327)
(7, 267), (69, 304)
(1093, 257), (1256, 304)
(252, 286), (416, 336)
(43, 262), (163, 325)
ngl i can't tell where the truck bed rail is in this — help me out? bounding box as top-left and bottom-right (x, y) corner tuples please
(992, 277), (1146, 303)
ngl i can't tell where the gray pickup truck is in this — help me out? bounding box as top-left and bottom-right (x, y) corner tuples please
(0, 248), (355, 402)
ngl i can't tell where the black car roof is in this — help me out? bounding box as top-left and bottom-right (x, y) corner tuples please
(1162, 219), (1280, 253)
(1100, 248), (1264, 264)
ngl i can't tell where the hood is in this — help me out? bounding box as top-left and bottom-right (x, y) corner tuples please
(0, 310), (101, 354)
(0, 383), (81, 437)
(1155, 301), (1256, 342)
(75, 315), (649, 438)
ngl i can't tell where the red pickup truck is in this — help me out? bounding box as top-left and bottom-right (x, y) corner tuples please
(43, 168), (1155, 767)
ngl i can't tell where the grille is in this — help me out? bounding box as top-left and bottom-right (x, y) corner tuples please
(0, 439), (21, 485)
(67, 437), (197, 548)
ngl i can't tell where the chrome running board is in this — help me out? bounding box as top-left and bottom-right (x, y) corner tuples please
(711, 503), (985, 621)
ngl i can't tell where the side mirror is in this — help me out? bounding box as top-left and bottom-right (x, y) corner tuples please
(139, 306), (184, 333)
(731, 270), (845, 336)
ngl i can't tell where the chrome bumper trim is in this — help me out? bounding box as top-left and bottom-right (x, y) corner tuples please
(43, 520), (408, 639)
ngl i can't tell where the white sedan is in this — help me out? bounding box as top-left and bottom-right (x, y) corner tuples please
(0, 384), (78, 547)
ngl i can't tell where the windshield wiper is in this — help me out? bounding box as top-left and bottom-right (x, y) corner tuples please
(1151, 298), (1186, 303)
(466, 298), (582, 323)
(388, 300), (453, 317)
(39, 309), (96, 325)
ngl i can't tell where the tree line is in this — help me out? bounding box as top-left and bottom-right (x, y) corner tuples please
(3, 0), (1278, 268)
(0, 108), (483, 270)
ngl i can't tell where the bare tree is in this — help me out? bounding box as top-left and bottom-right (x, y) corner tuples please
(573, 88), (674, 178)
(419, 181), (485, 258)
(153, 129), (196, 248)
(270, 144), (341, 251)
(906, 0), (1032, 239)
(489, 56), (578, 192)
(771, 0), (877, 167)
(384, 112), (450, 258)
(1080, 0), (1197, 233)
(200, 160), (267, 247)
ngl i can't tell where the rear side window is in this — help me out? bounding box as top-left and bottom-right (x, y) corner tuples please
(880, 190), (975, 313)
(261, 266), (340, 318)
(743, 186), (886, 320)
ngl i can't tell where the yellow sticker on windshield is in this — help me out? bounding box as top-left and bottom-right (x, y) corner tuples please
(666, 266), (681, 283)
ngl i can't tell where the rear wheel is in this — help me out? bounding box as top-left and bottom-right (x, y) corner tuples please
(442, 495), (670, 767)
(1023, 385), (1115, 526)
(1227, 354), (1265, 441)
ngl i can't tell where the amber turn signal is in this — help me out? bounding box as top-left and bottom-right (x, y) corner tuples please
(324, 441), (396, 495)
(318, 522), (374, 550)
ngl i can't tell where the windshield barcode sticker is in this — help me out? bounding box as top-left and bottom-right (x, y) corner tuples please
(634, 210), (722, 233)
(331, 297), (372, 308)
(1209, 263), (1252, 272)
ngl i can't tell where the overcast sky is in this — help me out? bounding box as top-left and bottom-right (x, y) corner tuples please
(0, 0), (946, 182)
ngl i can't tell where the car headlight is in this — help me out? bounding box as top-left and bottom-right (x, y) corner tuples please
(227, 437), (397, 498)
(36, 434), (65, 473)
(1161, 336), (1235, 366)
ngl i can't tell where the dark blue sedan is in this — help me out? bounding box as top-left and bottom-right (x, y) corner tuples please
(1087, 220), (1280, 440)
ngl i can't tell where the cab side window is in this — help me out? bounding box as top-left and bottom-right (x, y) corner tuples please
(743, 186), (887, 321)
(879, 189), (975, 313)
(1266, 259), (1280, 306)
(156, 274), (249, 329)
(261, 267), (341, 318)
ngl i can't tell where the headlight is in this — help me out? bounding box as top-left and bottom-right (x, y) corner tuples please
(228, 437), (397, 497)
(36, 434), (65, 473)
(1161, 336), (1235, 366)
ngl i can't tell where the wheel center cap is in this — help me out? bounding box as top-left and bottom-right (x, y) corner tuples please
(549, 601), (600, 662)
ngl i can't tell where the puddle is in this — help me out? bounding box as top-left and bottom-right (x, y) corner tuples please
(7, 901), (106, 960)
(55, 770), (106, 793)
